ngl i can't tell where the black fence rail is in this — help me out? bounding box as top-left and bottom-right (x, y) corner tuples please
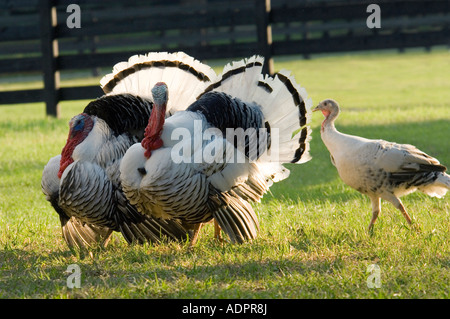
(0, 0), (449, 117)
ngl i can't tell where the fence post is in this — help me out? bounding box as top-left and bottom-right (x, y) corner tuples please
(256, 0), (274, 75)
(40, 0), (60, 117)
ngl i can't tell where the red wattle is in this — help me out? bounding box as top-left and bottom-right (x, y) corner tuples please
(142, 137), (164, 158)
(321, 110), (330, 117)
(58, 158), (73, 178)
(142, 102), (166, 158)
(58, 139), (77, 178)
(57, 114), (94, 178)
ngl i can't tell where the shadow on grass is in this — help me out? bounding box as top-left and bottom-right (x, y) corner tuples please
(0, 239), (354, 298)
(2, 229), (450, 298)
(0, 248), (74, 297)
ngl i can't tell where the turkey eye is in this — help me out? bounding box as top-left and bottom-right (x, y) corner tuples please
(73, 118), (84, 131)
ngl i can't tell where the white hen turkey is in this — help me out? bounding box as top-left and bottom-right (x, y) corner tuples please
(42, 52), (217, 251)
(120, 56), (313, 244)
(314, 99), (450, 231)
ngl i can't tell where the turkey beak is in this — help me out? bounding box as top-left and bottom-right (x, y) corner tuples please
(313, 104), (321, 112)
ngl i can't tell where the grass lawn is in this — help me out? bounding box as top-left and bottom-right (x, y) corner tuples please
(0, 49), (449, 299)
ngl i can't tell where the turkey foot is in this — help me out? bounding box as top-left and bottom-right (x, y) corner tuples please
(188, 223), (203, 248)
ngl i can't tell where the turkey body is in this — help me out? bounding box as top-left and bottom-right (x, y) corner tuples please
(314, 99), (450, 230)
(120, 56), (313, 244)
(42, 94), (188, 251)
(42, 52), (218, 251)
(121, 94), (269, 241)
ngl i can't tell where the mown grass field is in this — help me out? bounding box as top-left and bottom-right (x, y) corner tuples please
(0, 49), (449, 299)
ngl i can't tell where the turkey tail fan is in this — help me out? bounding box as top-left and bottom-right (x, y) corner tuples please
(198, 55), (264, 101)
(211, 189), (260, 244)
(100, 51), (217, 115)
(254, 70), (313, 165)
(199, 55), (313, 165)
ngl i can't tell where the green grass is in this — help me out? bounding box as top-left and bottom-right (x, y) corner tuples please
(0, 49), (449, 299)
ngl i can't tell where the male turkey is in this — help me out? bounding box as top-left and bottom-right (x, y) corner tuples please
(314, 99), (450, 231)
(120, 56), (313, 244)
(41, 52), (217, 251)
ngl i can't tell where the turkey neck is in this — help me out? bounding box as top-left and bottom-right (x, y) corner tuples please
(321, 106), (339, 134)
(320, 106), (346, 157)
(147, 102), (166, 137)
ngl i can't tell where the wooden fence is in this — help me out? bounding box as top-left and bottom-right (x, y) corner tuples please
(0, 0), (449, 117)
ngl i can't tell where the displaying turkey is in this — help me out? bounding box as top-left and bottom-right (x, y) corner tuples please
(314, 99), (450, 231)
(120, 56), (313, 244)
(41, 52), (217, 252)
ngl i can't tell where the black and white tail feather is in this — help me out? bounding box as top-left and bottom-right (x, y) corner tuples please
(197, 55), (312, 183)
